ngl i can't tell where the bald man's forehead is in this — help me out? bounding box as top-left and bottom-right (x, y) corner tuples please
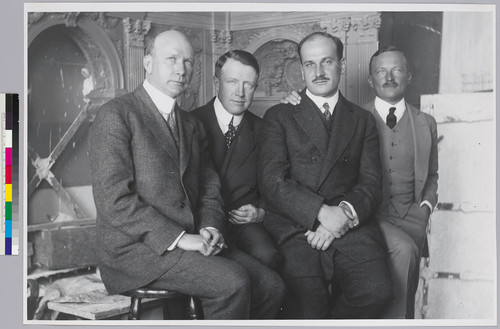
(151, 31), (194, 58)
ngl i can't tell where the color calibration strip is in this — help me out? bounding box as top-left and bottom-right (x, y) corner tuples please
(1, 94), (18, 255)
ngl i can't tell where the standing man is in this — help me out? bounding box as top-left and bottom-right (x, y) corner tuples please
(366, 46), (438, 318)
(258, 31), (392, 319)
(89, 30), (283, 320)
(192, 50), (281, 270)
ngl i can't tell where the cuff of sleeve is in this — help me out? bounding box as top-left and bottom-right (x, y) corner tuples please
(167, 231), (186, 251)
(420, 200), (434, 213)
(339, 201), (359, 227)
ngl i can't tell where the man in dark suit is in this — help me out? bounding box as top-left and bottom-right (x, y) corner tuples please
(258, 31), (392, 319)
(89, 30), (283, 319)
(365, 46), (439, 318)
(192, 50), (280, 270)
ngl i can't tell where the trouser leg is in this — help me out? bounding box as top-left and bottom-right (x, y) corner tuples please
(147, 249), (250, 319)
(223, 247), (285, 319)
(331, 250), (393, 319)
(232, 222), (283, 271)
(280, 276), (330, 319)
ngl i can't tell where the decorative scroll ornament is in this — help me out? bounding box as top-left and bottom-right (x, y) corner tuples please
(28, 12), (45, 27)
(64, 12), (80, 27)
(123, 18), (151, 47)
(320, 13), (381, 43)
(211, 29), (232, 45)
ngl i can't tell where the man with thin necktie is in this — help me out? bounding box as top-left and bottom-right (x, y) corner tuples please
(258, 31), (392, 319)
(192, 50), (282, 273)
(365, 46), (439, 319)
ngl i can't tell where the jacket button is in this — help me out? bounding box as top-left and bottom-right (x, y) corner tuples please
(343, 157), (348, 163)
(249, 187), (255, 193)
(180, 202), (185, 208)
(341, 192), (345, 197)
(317, 190), (321, 195)
(311, 156), (318, 163)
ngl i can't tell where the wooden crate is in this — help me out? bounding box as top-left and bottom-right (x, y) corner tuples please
(32, 225), (97, 270)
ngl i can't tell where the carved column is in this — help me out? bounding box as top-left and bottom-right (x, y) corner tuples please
(123, 18), (151, 92)
(320, 13), (381, 105)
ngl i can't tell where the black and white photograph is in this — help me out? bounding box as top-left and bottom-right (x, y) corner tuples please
(18, 1), (497, 327)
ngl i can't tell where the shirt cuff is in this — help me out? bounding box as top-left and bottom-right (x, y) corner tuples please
(339, 201), (359, 227)
(420, 200), (434, 213)
(167, 231), (186, 251)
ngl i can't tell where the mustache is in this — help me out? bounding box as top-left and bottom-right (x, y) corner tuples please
(312, 76), (330, 83)
(383, 81), (398, 87)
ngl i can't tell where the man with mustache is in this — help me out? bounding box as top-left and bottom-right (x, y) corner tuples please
(192, 50), (282, 271)
(282, 46), (439, 319)
(365, 46), (438, 318)
(90, 30), (283, 319)
(258, 31), (392, 319)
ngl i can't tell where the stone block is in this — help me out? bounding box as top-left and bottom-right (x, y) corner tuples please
(425, 279), (495, 319)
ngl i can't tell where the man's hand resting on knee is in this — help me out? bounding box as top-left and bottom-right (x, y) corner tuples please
(177, 228), (227, 256)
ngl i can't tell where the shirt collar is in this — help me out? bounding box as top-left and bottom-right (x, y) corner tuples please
(143, 79), (176, 115)
(374, 97), (406, 122)
(214, 97), (244, 133)
(306, 89), (339, 114)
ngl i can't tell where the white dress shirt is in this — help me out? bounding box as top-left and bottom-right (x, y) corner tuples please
(374, 96), (406, 126)
(143, 79), (176, 119)
(306, 88), (339, 117)
(213, 97), (244, 133)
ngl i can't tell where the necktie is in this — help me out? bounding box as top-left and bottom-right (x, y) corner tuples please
(225, 116), (237, 150)
(164, 109), (179, 143)
(322, 102), (331, 121)
(386, 107), (397, 129)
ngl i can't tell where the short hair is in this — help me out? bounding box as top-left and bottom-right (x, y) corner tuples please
(369, 46), (410, 74)
(298, 31), (344, 63)
(214, 50), (260, 78)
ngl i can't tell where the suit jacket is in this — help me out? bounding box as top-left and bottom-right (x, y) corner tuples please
(192, 98), (262, 213)
(364, 101), (439, 211)
(192, 98), (262, 240)
(258, 91), (386, 278)
(89, 85), (225, 295)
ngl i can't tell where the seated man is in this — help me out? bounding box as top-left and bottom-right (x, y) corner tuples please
(89, 30), (284, 320)
(258, 31), (392, 319)
(192, 50), (281, 271)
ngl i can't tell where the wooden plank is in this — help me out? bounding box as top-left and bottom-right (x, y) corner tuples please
(28, 218), (96, 232)
(48, 102), (91, 166)
(47, 296), (162, 320)
(45, 170), (87, 219)
(27, 266), (94, 280)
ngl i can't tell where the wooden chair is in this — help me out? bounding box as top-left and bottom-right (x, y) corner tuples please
(121, 288), (202, 320)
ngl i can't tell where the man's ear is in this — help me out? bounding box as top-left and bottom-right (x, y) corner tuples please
(407, 72), (412, 85)
(340, 58), (346, 75)
(368, 75), (374, 88)
(143, 55), (152, 75)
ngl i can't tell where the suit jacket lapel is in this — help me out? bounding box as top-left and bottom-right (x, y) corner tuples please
(176, 104), (193, 177)
(318, 94), (357, 187)
(134, 86), (180, 166)
(294, 92), (329, 156)
(407, 103), (431, 200)
(222, 114), (256, 181)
